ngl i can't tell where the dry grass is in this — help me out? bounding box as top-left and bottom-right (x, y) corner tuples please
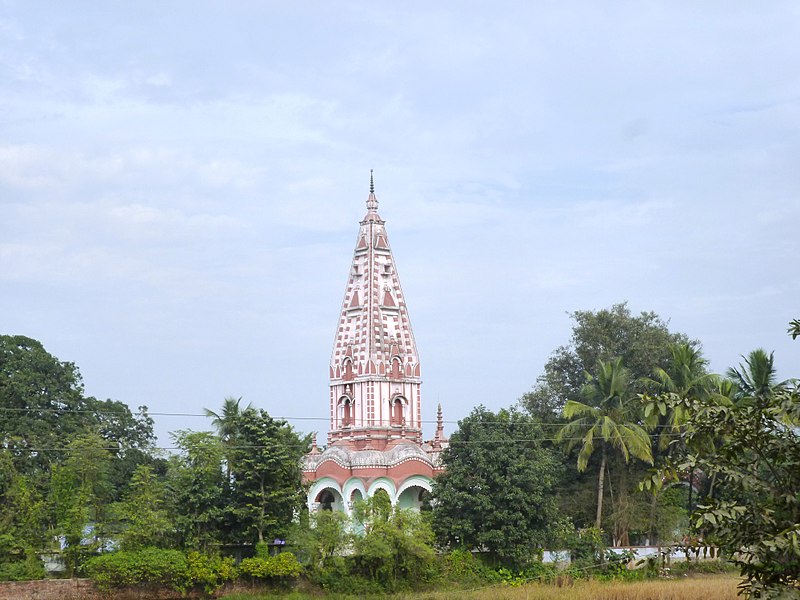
(221, 574), (742, 600)
(403, 575), (741, 600)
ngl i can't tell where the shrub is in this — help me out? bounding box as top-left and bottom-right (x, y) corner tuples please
(85, 547), (189, 592)
(671, 559), (737, 575)
(239, 551), (302, 580)
(186, 551), (238, 593)
(0, 556), (45, 581)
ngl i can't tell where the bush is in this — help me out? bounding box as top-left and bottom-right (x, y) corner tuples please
(85, 548), (189, 592)
(0, 556), (45, 581)
(239, 551), (302, 580)
(85, 547), (238, 593)
(670, 558), (737, 575)
(186, 551), (238, 593)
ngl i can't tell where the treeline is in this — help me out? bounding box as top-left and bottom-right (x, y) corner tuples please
(0, 335), (308, 582)
(1, 305), (798, 597)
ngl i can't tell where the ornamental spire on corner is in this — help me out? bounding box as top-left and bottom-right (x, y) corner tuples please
(366, 169), (379, 213)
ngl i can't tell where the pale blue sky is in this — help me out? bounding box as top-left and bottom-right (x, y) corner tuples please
(2, 2), (798, 445)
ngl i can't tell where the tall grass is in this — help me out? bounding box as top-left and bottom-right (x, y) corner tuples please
(406, 575), (741, 600)
(221, 574), (741, 600)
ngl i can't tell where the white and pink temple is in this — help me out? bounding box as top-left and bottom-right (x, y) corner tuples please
(303, 173), (447, 513)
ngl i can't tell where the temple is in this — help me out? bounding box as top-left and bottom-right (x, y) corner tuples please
(304, 173), (447, 513)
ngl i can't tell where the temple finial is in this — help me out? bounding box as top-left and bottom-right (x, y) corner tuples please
(366, 169), (378, 212)
(435, 403), (444, 444)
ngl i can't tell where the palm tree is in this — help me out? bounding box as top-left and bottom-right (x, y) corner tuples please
(557, 358), (653, 531)
(789, 319), (800, 340)
(726, 349), (788, 404)
(204, 396), (252, 442)
(204, 396), (253, 481)
(644, 343), (715, 450)
(642, 343), (716, 529)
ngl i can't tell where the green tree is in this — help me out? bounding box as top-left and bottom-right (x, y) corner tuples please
(293, 509), (351, 574)
(556, 359), (653, 533)
(0, 335), (159, 497)
(0, 335), (90, 474)
(204, 396), (252, 444)
(228, 409), (309, 544)
(49, 434), (114, 575)
(432, 406), (565, 568)
(116, 465), (171, 550)
(644, 343), (713, 450)
(204, 396), (252, 483)
(352, 493), (438, 590)
(521, 303), (688, 420)
(651, 369), (799, 597)
(636, 343), (717, 542)
(0, 453), (47, 569)
(726, 348), (789, 404)
(167, 430), (227, 551)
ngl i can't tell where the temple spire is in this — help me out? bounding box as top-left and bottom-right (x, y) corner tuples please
(366, 169), (379, 212)
(434, 403), (445, 445)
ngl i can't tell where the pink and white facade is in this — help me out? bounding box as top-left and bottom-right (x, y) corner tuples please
(304, 174), (447, 513)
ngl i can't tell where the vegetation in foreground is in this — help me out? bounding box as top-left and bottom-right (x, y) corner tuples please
(219, 574), (742, 600)
(1, 305), (798, 598)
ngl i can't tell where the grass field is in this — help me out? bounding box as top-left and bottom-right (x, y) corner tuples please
(221, 574), (741, 600)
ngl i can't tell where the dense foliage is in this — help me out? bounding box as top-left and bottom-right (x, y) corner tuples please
(646, 345), (800, 598)
(432, 407), (566, 569)
(2, 310), (798, 598)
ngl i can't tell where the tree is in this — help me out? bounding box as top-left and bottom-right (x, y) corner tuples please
(649, 325), (800, 598)
(556, 359), (653, 533)
(0, 453), (46, 571)
(789, 319), (800, 340)
(204, 396), (252, 444)
(636, 343), (716, 541)
(644, 343), (714, 451)
(228, 409), (309, 544)
(116, 465), (171, 550)
(0, 335), (90, 474)
(49, 433), (114, 575)
(352, 494), (437, 589)
(431, 406), (566, 568)
(726, 348), (789, 404)
(167, 430), (227, 551)
(521, 303), (688, 420)
(204, 396), (252, 483)
(0, 335), (158, 493)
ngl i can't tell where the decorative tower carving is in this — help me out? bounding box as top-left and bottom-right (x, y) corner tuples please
(304, 173), (447, 513)
(328, 171), (422, 449)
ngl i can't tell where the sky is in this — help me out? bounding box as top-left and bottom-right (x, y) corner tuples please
(2, 1), (798, 447)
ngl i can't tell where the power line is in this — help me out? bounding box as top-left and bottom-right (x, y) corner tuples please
(0, 406), (685, 429)
(0, 432), (687, 454)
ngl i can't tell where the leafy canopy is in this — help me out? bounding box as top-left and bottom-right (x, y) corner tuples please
(432, 406), (566, 568)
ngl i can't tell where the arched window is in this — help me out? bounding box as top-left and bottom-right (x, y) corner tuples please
(390, 357), (402, 379)
(317, 490), (336, 511)
(340, 397), (353, 427)
(343, 358), (354, 381)
(390, 396), (404, 426)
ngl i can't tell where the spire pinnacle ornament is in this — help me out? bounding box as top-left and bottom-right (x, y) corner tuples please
(366, 169), (379, 212)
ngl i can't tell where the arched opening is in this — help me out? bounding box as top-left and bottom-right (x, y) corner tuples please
(390, 397), (405, 426)
(349, 488), (364, 509)
(343, 358), (354, 381)
(390, 357), (402, 379)
(314, 488), (344, 512)
(397, 485), (432, 512)
(339, 396), (353, 427)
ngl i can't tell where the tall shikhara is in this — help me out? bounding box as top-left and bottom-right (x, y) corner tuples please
(304, 174), (447, 513)
(328, 172), (422, 447)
